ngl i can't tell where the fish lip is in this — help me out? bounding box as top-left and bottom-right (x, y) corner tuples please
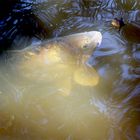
(88, 31), (102, 49)
(82, 31), (102, 53)
(93, 31), (102, 47)
(85, 31), (102, 45)
(96, 32), (103, 47)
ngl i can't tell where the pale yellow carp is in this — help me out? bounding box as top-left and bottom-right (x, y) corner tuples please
(11, 31), (102, 96)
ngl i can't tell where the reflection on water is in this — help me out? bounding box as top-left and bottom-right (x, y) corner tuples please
(0, 0), (140, 140)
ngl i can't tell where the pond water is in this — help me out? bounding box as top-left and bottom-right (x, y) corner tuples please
(0, 0), (140, 140)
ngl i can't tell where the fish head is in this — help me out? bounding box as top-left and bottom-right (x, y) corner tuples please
(64, 31), (102, 55)
(80, 31), (102, 54)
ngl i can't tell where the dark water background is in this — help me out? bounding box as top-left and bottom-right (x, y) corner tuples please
(1, 0), (139, 50)
(0, 0), (140, 140)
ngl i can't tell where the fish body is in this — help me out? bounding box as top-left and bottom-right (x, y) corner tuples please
(12, 31), (102, 67)
(11, 31), (102, 89)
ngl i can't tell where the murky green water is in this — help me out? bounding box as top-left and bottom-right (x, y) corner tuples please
(0, 0), (140, 140)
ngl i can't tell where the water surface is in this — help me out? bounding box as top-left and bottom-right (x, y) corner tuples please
(0, 0), (140, 140)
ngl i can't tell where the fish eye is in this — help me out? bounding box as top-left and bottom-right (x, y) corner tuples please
(83, 45), (88, 49)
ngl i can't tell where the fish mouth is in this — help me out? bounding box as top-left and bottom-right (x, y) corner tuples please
(66, 31), (102, 45)
(88, 31), (102, 47)
(81, 31), (102, 53)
